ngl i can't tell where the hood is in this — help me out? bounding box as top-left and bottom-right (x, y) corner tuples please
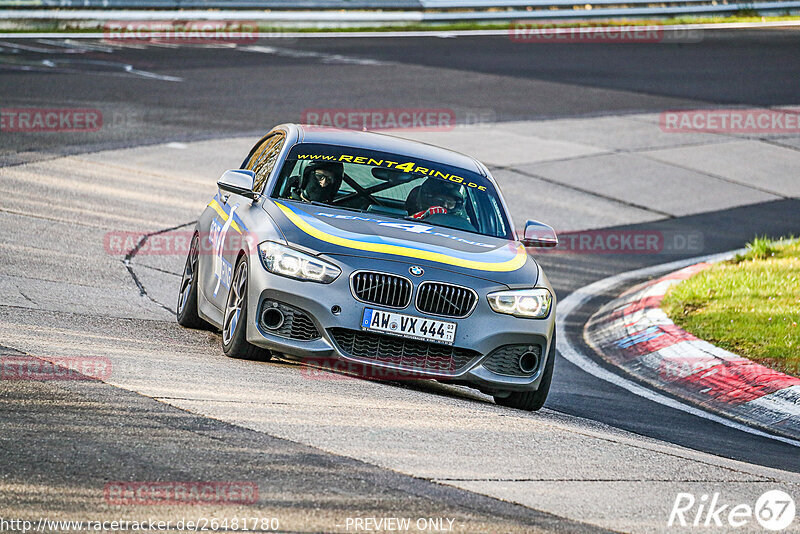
(265, 200), (538, 285)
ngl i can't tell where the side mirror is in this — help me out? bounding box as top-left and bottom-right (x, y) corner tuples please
(521, 220), (558, 248)
(218, 169), (257, 200)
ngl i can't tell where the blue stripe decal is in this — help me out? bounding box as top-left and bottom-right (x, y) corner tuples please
(213, 193), (249, 232)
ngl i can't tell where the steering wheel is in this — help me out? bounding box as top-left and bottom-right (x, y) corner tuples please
(423, 213), (476, 232)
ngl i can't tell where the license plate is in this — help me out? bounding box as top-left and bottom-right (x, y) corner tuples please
(361, 308), (456, 345)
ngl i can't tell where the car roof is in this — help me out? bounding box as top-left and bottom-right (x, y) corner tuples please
(281, 123), (486, 176)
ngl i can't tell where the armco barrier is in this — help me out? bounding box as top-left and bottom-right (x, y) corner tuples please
(0, 1), (422, 7)
(2, 0), (799, 21)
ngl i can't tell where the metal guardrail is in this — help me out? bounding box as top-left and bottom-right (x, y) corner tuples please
(1, 0), (798, 20)
(3, 1), (423, 6)
(424, 1), (800, 19)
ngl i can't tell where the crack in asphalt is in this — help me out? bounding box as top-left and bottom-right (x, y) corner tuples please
(494, 164), (674, 218)
(134, 263), (182, 277)
(122, 220), (196, 313)
(763, 138), (800, 153)
(16, 288), (36, 306)
(494, 127), (794, 213)
(634, 153), (791, 200)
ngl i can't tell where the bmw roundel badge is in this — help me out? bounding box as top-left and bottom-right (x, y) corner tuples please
(409, 266), (424, 277)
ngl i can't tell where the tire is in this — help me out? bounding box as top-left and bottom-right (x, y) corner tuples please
(221, 256), (272, 361)
(493, 330), (556, 411)
(176, 233), (211, 329)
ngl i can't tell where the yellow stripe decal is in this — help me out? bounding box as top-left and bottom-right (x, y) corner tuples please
(276, 201), (527, 272)
(208, 199), (242, 234)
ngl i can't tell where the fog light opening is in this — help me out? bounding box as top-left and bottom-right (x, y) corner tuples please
(261, 307), (285, 330)
(518, 351), (539, 374)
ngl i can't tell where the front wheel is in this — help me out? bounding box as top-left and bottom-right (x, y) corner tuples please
(222, 257), (272, 361)
(493, 330), (556, 411)
(177, 233), (210, 329)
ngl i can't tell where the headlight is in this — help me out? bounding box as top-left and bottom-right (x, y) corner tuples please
(487, 288), (552, 318)
(258, 241), (340, 284)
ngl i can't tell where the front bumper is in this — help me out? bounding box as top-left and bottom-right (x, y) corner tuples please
(245, 252), (555, 393)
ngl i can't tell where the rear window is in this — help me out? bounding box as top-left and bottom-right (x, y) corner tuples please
(270, 143), (512, 239)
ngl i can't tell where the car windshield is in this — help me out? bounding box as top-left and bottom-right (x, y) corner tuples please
(270, 143), (513, 239)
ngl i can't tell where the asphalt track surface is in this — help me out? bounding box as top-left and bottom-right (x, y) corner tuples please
(1, 29), (799, 532)
(3, 28), (800, 163)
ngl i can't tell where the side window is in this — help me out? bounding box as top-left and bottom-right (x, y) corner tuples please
(246, 134), (285, 193)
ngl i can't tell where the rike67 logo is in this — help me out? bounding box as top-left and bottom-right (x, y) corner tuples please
(668, 490), (795, 531)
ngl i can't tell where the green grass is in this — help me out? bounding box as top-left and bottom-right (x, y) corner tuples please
(662, 237), (800, 377)
(253, 15), (800, 33)
(2, 14), (799, 34)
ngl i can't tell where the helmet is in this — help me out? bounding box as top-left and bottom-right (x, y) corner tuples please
(418, 178), (465, 211)
(300, 161), (344, 203)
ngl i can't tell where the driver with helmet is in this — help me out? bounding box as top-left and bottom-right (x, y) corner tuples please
(407, 178), (467, 220)
(290, 161), (344, 203)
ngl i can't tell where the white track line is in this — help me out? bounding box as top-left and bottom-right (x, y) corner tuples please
(1, 20), (800, 39)
(556, 250), (800, 448)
